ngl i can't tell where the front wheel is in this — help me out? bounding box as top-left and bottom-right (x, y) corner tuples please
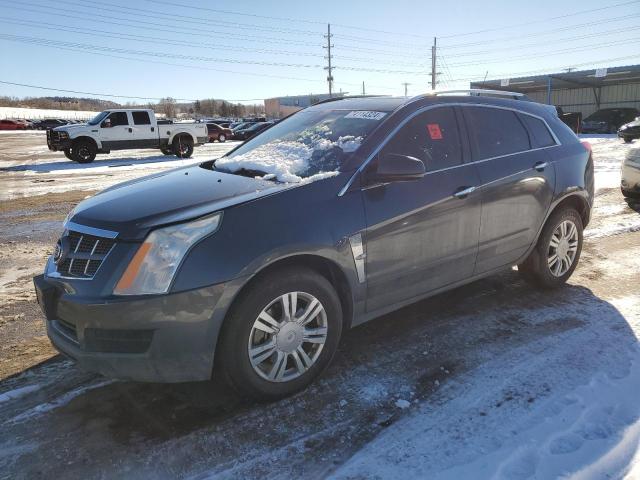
(160, 146), (174, 155)
(72, 139), (97, 163)
(218, 133), (226, 142)
(623, 137), (633, 144)
(63, 148), (74, 161)
(518, 208), (584, 289)
(217, 267), (343, 401)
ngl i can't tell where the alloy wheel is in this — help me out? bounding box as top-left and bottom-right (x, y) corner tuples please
(247, 292), (327, 382)
(547, 219), (579, 277)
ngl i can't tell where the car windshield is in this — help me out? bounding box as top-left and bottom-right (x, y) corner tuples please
(215, 108), (387, 183)
(88, 111), (110, 125)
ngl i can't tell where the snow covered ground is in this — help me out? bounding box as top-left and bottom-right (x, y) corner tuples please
(0, 133), (639, 479)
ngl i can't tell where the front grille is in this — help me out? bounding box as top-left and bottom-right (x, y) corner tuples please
(54, 230), (116, 279)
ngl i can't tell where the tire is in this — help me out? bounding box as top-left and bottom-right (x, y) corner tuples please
(63, 148), (74, 161)
(218, 133), (226, 143)
(160, 146), (174, 155)
(72, 139), (97, 163)
(217, 267), (343, 401)
(622, 188), (640, 199)
(623, 137), (633, 144)
(172, 135), (194, 158)
(518, 208), (583, 289)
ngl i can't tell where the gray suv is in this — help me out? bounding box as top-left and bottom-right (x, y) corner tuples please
(34, 91), (594, 400)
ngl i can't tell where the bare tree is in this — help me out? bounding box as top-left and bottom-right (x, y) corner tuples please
(158, 97), (177, 118)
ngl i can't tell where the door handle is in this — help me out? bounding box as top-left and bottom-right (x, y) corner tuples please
(151, 127), (155, 132)
(453, 186), (476, 199)
(533, 161), (548, 171)
(128, 128), (133, 133)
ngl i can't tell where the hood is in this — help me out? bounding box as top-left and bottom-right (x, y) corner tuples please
(69, 164), (289, 240)
(620, 119), (640, 129)
(54, 123), (87, 131)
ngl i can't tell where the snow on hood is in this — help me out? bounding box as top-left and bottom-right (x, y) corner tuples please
(216, 125), (361, 183)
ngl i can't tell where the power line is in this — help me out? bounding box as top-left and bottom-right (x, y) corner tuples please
(0, 80), (267, 102)
(439, 0), (640, 38)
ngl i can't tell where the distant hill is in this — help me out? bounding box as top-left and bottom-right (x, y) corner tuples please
(0, 95), (120, 111)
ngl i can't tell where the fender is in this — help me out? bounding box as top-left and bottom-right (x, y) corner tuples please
(168, 127), (204, 145)
(70, 134), (102, 150)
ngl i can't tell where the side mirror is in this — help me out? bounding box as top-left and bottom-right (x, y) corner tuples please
(101, 119), (112, 128)
(367, 153), (425, 183)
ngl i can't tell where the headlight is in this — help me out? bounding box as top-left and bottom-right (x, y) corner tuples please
(59, 131), (69, 138)
(114, 212), (222, 295)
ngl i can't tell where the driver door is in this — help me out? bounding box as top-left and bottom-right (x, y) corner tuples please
(98, 111), (131, 150)
(362, 106), (482, 311)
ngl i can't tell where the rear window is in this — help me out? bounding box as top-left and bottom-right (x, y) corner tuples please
(464, 107), (530, 159)
(132, 111), (151, 125)
(520, 114), (556, 148)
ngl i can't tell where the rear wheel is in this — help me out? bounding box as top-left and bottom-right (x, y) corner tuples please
(172, 135), (194, 158)
(518, 208), (583, 289)
(72, 139), (97, 163)
(218, 133), (226, 142)
(63, 148), (74, 161)
(217, 267), (343, 401)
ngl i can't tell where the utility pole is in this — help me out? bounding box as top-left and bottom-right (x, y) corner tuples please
(402, 82), (411, 97)
(431, 37), (437, 91)
(362, 81), (365, 95)
(323, 24), (334, 97)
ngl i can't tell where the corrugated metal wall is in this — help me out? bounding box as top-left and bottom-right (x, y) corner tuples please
(527, 82), (640, 117)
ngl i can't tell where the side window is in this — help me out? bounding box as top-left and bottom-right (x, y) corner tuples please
(465, 107), (530, 159)
(519, 114), (555, 148)
(132, 111), (151, 125)
(380, 107), (463, 172)
(107, 112), (129, 126)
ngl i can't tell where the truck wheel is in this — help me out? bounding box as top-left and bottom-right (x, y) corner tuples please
(72, 139), (97, 163)
(160, 146), (174, 155)
(218, 133), (226, 143)
(518, 208), (583, 289)
(63, 148), (74, 161)
(173, 135), (194, 158)
(216, 267), (343, 401)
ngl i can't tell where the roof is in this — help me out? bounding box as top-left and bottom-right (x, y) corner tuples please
(470, 64), (640, 93)
(309, 96), (407, 112)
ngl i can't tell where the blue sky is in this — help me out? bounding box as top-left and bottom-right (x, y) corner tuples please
(1, 0), (639, 103)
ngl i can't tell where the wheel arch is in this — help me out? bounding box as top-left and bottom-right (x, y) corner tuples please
(72, 135), (100, 150)
(548, 192), (591, 228)
(169, 131), (197, 145)
(223, 253), (354, 333)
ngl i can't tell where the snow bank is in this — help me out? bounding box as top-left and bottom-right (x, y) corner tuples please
(216, 126), (360, 183)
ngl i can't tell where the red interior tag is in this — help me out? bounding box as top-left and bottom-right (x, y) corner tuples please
(427, 123), (443, 140)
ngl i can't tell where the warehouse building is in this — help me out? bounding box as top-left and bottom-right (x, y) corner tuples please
(470, 64), (640, 119)
(264, 93), (345, 118)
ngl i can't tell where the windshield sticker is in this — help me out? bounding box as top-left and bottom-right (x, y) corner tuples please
(427, 123), (443, 140)
(344, 111), (387, 121)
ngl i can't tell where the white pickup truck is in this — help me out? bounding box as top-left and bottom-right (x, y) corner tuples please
(46, 109), (208, 163)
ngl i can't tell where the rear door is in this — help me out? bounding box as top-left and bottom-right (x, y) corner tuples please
(129, 111), (157, 148)
(462, 106), (557, 274)
(98, 111), (131, 150)
(363, 106), (482, 312)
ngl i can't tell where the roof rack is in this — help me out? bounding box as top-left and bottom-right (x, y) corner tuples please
(313, 94), (388, 105)
(428, 89), (527, 99)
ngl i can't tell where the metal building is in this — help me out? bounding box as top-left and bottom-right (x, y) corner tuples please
(470, 64), (640, 118)
(264, 93), (345, 118)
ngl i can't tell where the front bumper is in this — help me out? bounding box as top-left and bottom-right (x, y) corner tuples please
(34, 274), (226, 382)
(621, 160), (640, 194)
(46, 130), (72, 151)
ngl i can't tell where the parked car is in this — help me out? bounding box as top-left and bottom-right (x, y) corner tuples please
(581, 108), (639, 134)
(0, 119), (28, 130)
(621, 147), (640, 199)
(34, 92), (593, 400)
(206, 123), (233, 142)
(232, 122), (254, 132)
(34, 119), (69, 130)
(555, 106), (582, 134)
(46, 109), (208, 163)
(618, 117), (640, 143)
(233, 121), (273, 141)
